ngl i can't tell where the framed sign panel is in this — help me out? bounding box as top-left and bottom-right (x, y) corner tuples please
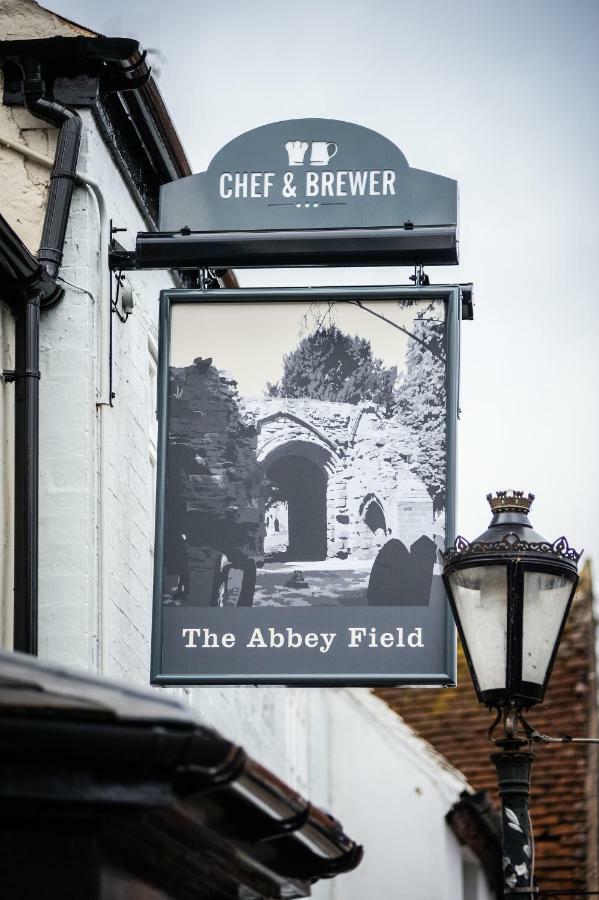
(154, 118), (459, 268)
(151, 286), (460, 685)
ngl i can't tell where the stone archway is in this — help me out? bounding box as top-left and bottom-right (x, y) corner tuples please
(264, 499), (289, 555)
(360, 493), (387, 537)
(262, 439), (332, 562)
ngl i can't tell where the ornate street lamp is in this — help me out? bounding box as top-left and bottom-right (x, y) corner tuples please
(442, 491), (582, 899)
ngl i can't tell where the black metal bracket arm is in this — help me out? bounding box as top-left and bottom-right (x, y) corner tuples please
(109, 246), (137, 269)
(105, 223), (134, 406)
(488, 704), (599, 747)
(107, 230), (474, 320)
(110, 224), (132, 320)
(526, 729), (599, 746)
(108, 223), (459, 271)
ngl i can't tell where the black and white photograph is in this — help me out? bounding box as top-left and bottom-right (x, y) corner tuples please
(162, 297), (448, 611)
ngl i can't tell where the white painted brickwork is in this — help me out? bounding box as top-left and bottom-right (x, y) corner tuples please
(22, 109), (312, 789)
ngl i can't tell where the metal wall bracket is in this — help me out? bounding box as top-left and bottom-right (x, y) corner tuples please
(108, 224), (459, 271)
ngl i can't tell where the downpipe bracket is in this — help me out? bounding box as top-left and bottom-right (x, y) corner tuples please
(3, 368), (40, 380)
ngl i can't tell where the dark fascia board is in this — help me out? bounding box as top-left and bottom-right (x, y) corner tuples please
(138, 77), (191, 179)
(0, 717), (362, 887)
(0, 35), (191, 226)
(106, 809), (315, 900)
(0, 649), (363, 886)
(446, 790), (502, 894)
(0, 211), (62, 307)
(96, 78), (192, 224)
(0, 646), (199, 723)
(0, 36), (151, 92)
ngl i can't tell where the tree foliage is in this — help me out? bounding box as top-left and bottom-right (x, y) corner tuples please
(268, 325), (397, 416)
(268, 312), (447, 512)
(395, 311), (446, 512)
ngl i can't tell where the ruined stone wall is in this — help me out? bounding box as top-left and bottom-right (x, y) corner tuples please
(242, 396), (433, 561)
(167, 362), (264, 604)
(329, 407), (432, 560)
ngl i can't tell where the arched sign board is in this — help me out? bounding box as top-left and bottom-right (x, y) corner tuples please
(150, 284), (460, 687)
(155, 118), (459, 267)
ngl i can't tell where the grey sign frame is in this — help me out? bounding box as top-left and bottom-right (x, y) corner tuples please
(151, 285), (461, 686)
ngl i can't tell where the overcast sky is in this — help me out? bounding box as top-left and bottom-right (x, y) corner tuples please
(48, 0), (599, 562)
(170, 300), (427, 393)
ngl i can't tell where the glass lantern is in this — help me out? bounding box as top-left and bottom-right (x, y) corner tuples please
(442, 492), (580, 708)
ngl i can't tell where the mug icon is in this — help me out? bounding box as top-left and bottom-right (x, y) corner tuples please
(310, 141), (338, 166)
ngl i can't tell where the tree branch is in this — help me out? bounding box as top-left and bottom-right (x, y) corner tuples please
(301, 300), (336, 336)
(348, 300), (444, 360)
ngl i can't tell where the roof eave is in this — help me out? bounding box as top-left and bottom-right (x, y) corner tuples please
(0, 649), (362, 891)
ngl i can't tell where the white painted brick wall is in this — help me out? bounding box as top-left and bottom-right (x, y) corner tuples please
(24, 111), (304, 792)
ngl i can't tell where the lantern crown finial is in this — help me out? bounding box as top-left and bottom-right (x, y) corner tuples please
(486, 490), (535, 515)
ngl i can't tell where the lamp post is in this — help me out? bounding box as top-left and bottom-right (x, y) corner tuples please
(442, 491), (581, 899)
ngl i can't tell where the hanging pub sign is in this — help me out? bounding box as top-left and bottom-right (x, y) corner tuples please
(151, 284), (460, 685)
(151, 118), (459, 268)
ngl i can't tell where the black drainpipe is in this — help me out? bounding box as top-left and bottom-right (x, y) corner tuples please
(0, 216), (61, 654)
(22, 59), (82, 288)
(13, 288), (41, 654)
(3, 39), (151, 656)
(8, 62), (81, 654)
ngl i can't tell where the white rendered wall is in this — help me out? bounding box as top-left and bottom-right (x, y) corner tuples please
(309, 689), (492, 900)
(34, 111), (160, 673)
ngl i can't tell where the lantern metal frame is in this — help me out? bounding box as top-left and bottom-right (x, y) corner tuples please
(442, 494), (583, 900)
(442, 516), (581, 711)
